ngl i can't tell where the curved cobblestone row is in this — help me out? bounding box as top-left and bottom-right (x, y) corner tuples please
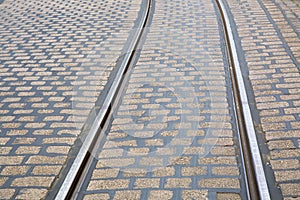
(0, 0), (142, 198)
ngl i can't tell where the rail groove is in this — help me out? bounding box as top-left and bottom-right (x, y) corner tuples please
(54, 0), (152, 199)
(216, 0), (271, 199)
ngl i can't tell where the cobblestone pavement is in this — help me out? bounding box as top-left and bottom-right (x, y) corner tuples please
(1, 0), (300, 199)
(226, 0), (300, 198)
(78, 0), (247, 199)
(0, 0), (141, 199)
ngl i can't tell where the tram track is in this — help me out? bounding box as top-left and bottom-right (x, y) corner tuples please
(216, 0), (271, 199)
(54, 0), (271, 199)
(54, 0), (152, 199)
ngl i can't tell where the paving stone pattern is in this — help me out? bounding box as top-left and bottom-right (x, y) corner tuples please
(80, 0), (245, 199)
(2, 0), (298, 198)
(226, 0), (300, 198)
(0, 0), (141, 199)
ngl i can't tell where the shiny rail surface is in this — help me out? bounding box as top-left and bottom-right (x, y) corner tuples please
(216, 0), (271, 199)
(54, 0), (152, 199)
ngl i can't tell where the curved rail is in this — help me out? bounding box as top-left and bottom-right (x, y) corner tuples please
(216, 0), (271, 199)
(54, 0), (152, 199)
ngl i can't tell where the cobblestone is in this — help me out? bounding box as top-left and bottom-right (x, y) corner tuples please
(114, 190), (141, 200)
(199, 178), (240, 189)
(87, 179), (130, 190)
(32, 166), (61, 176)
(1, 165), (28, 175)
(83, 193), (110, 200)
(281, 183), (300, 196)
(15, 189), (48, 200)
(134, 178), (161, 189)
(165, 178), (192, 188)
(0, 189), (15, 199)
(216, 193), (241, 200)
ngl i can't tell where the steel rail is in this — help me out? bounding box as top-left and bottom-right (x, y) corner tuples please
(216, 0), (271, 199)
(54, 0), (152, 199)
